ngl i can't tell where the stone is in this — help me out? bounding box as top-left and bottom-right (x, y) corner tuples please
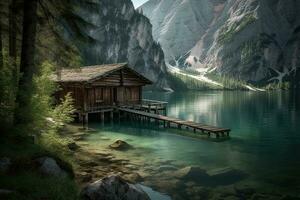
(37, 157), (67, 177)
(173, 166), (209, 182)
(0, 157), (11, 173)
(157, 165), (179, 172)
(77, 172), (93, 183)
(68, 142), (80, 151)
(154, 179), (181, 193)
(208, 167), (247, 185)
(80, 175), (150, 200)
(122, 172), (144, 183)
(109, 140), (132, 150)
(185, 186), (210, 199)
(99, 136), (111, 141)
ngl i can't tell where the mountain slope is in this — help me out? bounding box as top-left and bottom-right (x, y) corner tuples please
(67, 0), (171, 90)
(140, 0), (300, 87)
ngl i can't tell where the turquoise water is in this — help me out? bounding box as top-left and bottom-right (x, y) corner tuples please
(86, 91), (300, 195)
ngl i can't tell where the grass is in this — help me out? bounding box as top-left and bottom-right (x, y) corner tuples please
(0, 172), (78, 200)
(0, 129), (79, 200)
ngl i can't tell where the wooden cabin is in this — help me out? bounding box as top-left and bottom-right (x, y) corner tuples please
(53, 63), (152, 114)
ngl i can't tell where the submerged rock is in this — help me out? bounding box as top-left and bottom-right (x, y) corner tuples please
(109, 140), (132, 150)
(122, 172), (144, 183)
(37, 157), (67, 177)
(80, 175), (150, 200)
(173, 166), (209, 181)
(0, 157), (11, 173)
(173, 166), (246, 186)
(208, 167), (247, 185)
(157, 165), (178, 172)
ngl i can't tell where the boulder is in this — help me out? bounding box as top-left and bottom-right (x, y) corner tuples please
(37, 157), (67, 177)
(109, 140), (132, 150)
(0, 157), (11, 173)
(80, 175), (150, 200)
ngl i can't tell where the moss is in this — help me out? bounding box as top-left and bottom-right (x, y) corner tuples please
(0, 129), (78, 200)
(218, 13), (256, 44)
(0, 172), (79, 200)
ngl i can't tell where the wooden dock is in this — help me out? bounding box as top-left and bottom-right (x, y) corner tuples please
(119, 108), (231, 138)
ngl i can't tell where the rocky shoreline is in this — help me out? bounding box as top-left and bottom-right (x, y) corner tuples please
(70, 129), (300, 200)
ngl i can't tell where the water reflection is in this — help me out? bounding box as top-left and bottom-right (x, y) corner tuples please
(85, 91), (300, 196)
(143, 91), (300, 189)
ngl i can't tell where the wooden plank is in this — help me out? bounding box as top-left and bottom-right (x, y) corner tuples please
(119, 108), (231, 136)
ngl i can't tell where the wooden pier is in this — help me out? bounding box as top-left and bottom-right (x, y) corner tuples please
(118, 108), (231, 138)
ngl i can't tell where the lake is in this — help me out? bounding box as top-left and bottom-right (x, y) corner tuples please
(84, 91), (300, 199)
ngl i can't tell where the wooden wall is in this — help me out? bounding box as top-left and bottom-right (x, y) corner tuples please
(56, 67), (148, 112)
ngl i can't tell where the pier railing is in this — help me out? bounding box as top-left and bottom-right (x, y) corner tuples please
(76, 99), (168, 114)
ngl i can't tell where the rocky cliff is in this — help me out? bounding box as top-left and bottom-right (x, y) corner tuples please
(72, 0), (170, 90)
(140, 0), (300, 87)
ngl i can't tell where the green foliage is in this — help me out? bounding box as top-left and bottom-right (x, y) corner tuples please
(0, 172), (78, 200)
(52, 93), (76, 125)
(218, 13), (256, 44)
(166, 72), (188, 90)
(16, 61), (75, 133)
(264, 82), (290, 90)
(0, 50), (17, 130)
(206, 73), (252, 90)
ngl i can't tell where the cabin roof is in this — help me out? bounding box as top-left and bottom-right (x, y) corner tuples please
(52, 63), (152, 84)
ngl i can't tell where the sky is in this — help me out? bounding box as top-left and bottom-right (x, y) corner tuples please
(131, 0), (149, 8)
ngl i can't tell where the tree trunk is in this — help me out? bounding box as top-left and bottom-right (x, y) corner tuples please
(14, 0), (38, 125)
(0, 22), (3, 69)
(9, 0), (17, 62)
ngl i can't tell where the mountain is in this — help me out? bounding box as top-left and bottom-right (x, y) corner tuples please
(67, 0), (171, 90)
(140, 0), (300, 87)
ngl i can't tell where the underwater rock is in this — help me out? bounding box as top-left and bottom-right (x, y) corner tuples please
(173, 166), (246, 186)
(109, 140), (132, 150)
(99, 136), (111, 141)
(173, 166), (209, 181)
(153, 179), (181, 194)
(185, 186), (211, 200)
(77, 172), (93, 183)
(208, 167), (247, 185)
(36, 157), (67, 177)
(122, 172), (144, 183)
(68, 142), (80, 151)
(80, 175), (150, 200)
(157, 165), (179, 172)
(0, 157), (11, 173)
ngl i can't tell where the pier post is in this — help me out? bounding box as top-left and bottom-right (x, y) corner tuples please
(101, 112), (104, 125)
(110, 111), (113, 121)
(84, 113), (89, 130)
